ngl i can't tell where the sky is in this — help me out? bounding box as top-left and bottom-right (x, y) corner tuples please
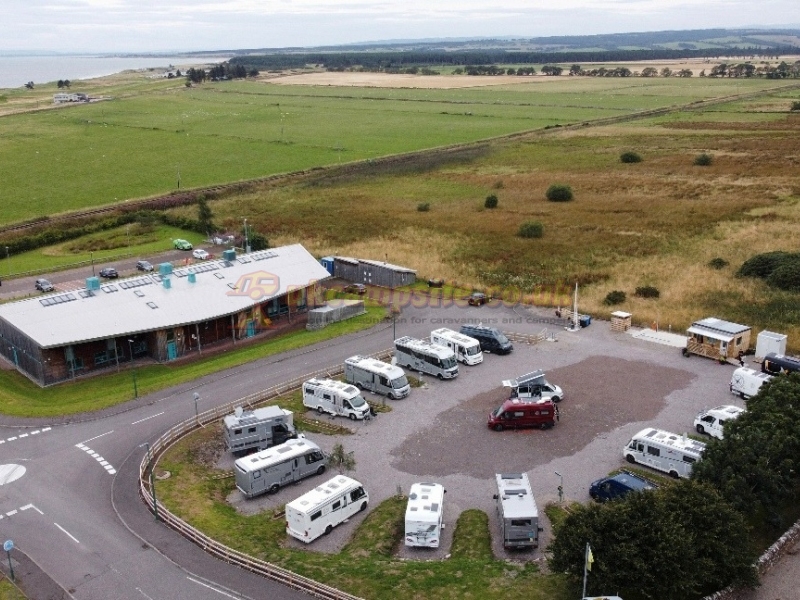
(2, 0), (799, 54)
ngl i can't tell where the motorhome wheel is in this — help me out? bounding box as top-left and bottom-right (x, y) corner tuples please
(360, 501), (368, 512)
(669, 470), (680, 479)
(626, 454), (636, 464)
(316, 465), (326, 476)
(324, 525), (333, 536)
(696, 424), (705, 434)
(349, 413), (357, 421)
(268, 483), (280, 495)
(316, 406), (324, 414)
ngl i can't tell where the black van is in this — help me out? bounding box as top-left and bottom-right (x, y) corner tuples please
(762, 352), (800, 375)
(459, 324), (513, 355)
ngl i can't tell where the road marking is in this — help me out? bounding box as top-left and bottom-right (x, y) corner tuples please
(75, 444), (116, 475)
(5, 510), (17, 517)
(7, 437), (16, 441)
(18, 434), (27, 438)
(20, 504), (43, 514)
(131, 412), (164, 425)
(136, 588), (155, 600)
(54, 523), (80, 544)
(80, 430), (113, 444)
(186, 577), (239, 599)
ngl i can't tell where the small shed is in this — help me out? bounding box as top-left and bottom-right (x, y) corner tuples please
(755, 330), (787, 360)
(684, 317), (751, 362)
(610, 311), (632, 332)
(332, 256), (416, 289)
(306, 299), (365, 330)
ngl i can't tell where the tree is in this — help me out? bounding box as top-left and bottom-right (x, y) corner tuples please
(24, 81), (34, 89)
(641, 67), (658, 77)
(569, 64), (581, 76)
(484, 194), (498, 209)
(541, 65), (563, 76)
(248, 231), (269, 252)
(545, 184), (574, 202)
(660, 67), (673, 77)
(196, 197), (214, 235)
(791, 100), (800, 111)
(620, 151), (642, 163)
(517, 221), (543, 238)
(327, 443), (356, 474)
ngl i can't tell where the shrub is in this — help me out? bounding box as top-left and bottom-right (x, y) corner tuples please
(767, 263), (800, 292)
(484, 194), (498, 209)
(546, 184), (574, 202)
(492, 180), (504, 189)
(634, 286), (660, 299)
(737, 251), (797, 279)
(417, 202), (430, 212)
(620, 151), (642, 163)
(694, 153), (713, 166)
(791, 100), (800, 111)
(708, 257), (729, 270)
(603, 290), (626, 305)
(518, 221), (544, 238)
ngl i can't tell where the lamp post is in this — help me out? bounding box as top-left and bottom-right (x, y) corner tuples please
(555, 471), (563, 504)
(193, 392), (200, 423)
(243, 218), (249, 253)
(90, 251), (95, 277)
(140, 443), (159, 522)
(128, 339), (138, 399)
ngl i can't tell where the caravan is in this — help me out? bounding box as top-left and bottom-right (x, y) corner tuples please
(430, 328), (483, 365)
(285, 475), (369, 543)
(234, 438), (327, 498)
(493, 473), (542, 549)
(344, 355), (410, 399)
(623, 428), (706, 479)
(302, 378), (371, 420)
(761, 353), (800, 376)
(404, 482), (446, 548)
(394, 336), (458, 379)
(223, 405), (297, 455)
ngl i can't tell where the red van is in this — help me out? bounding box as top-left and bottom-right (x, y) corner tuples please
(488, 397), (559, 431)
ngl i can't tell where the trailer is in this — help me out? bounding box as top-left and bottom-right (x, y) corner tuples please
(344, 355), (410, 399)
(404, 482), (446, 548)
(302, 378), (371, 420)
(285, 475), (369, 543)
(223, 405), (297, 455)
(493, 473), (542, 549)
(234, 438), (327, 498)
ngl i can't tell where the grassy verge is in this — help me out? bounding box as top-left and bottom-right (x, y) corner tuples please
(0, 304), (387, 418)
(0, 578), (25, 600)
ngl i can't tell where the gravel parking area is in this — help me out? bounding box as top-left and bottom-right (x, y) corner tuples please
(223, 303), (743, 561)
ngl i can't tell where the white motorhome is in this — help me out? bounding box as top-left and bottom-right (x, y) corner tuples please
(730, 367), (773, 399)
(404, 482), (446, 548)
(302, 378), (371, 420)
(623, 428), (706, 479)
(394, 336), (458, 380)
(285, 475), (369, 543)
(694, 405), (745, 440)
(493, 473), (542, 549)
(344, 355), (410, 399)
(234, 438), (327, 498)
(223, 405), (296, 455)
(430, 328), (483, 365)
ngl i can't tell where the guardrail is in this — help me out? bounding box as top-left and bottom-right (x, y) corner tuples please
(138, 349), (394, 600)
(503, 329), (549, 345)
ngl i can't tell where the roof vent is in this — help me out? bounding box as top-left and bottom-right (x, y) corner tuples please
(188, 272), (196, 284)
(86, 277), (101, 291)
(159, 263), (173, 276)
(162, 277), (171, 289)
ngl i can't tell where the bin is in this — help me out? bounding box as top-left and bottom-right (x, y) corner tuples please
(579, 315), (591, 328)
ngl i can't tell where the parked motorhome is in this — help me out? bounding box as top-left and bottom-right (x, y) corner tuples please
(234, 438), (327, 499)
(223, 405), (297, 455)
(502, 370), (563, 403)
(623, 428), (706, 479)
(404, 482), (446, 548)
(430, 328), (483, 365)
(694, 405), (745, 440)
(394, 336), (458, 379)
(730, 367), (773, 399)
(285, 475), (369, 543)
(459, 324), (513, 354)
(344, 355), (410, 399)
(302, 378), (371, 420)
(761, 352), (800, 376)
(488, 397), (559, 431)
(493, 473), (542, 549)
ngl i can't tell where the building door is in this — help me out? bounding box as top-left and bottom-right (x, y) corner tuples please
(246, 320), (256, 338)
(166, 341), (177, 360)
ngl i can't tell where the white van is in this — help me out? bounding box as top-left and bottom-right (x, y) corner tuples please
(405, 482), (445, 548)
(302, 378), (371, 420)
(285, 475), (369, 543)
(730, 367), (772, 399)
(430, 328), (483, 365)
(623, 428), (706, 479)
(344, 355), (410, 399)
(694, 405), (745, 440)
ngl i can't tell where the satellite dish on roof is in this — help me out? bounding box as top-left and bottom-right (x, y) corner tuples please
(234, 406), (243, 418)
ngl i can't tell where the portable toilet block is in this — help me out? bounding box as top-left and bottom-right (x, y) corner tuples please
(320, 257), (335, 276)
(756, 331), (787, 360)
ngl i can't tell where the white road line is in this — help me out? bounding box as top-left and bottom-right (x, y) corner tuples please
(20, 504), (43, 514)
(131, 412), (164, 425)
(186, 577), (240, 599)
(42, 427), (51, 432)
(80, 430), (113, 445)
(136, 588), (155, 600)
(54, 523), (80, 544)
(6, 510), (17, 517)
(8, 437), (16, 441)
(18, 434), (27, 438)
(30, 430), (40, 435)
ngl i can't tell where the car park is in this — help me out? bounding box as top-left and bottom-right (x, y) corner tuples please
(173, 239), (193, 251)
(192, 248), (209, 260)
(589, 471), (656, 502)
(136, 260), (154, 272)
(35, 278), (54, 292)
(98, 267), (118, 278)
(344, 283), (367, 295)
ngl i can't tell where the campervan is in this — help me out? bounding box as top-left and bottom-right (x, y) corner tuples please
(404, 482), (446, 548)
(223, 406), (297, 455)
(459, 324), (513, 354)
(344, 355), (410, 399)
(761, 352), (800, 376)
(694, 405), (745, 440)
(302, 378), (371, 420)
(623, 428), (706, 479)
(488, 397), (559, 431)
(394, 336), (458, 379)
(285, 475), (369, 543)
(430, 328), (483, 365)
(502, 370), (563, 403)
(493, 473), (542, 549)
(730, 367), (773, 399)
(234, 438), (327, 498)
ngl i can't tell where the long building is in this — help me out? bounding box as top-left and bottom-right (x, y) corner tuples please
(0, 244), (330, 386)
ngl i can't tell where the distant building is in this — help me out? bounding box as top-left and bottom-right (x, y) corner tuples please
(53, 92), (87, 104)
(320, 256), (416, 289)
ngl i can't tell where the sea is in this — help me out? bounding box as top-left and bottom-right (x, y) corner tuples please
(0, 54), (230, 90)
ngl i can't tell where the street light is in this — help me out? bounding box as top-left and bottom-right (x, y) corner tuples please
(243, 218), (249, 253)
(193, 392), (200, 422)
(90, 251), (95, 277)
(5, 246), (9, 278)
(3, 540), (14, 582)
(128, 339), (138, 399)
(555, 471), (563, 504)
(140, 443), (159, 522)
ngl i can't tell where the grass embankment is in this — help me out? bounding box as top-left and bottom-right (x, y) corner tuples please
(0, 304), (386, 418)
(0, 578), (25, 600)
(157, 425), (576, 600)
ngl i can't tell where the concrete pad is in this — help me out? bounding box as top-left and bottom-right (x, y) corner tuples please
(629, 328), (688, 348)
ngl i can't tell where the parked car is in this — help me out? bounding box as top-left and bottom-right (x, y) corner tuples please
(589, 471), (655, 502)
(173, 239), (193, 251)
(98, 267), (118, 279)
(136, 260), (154, 272)
(344, 283), (367, 295)
(468, 292), (487, 306)
(192, 248), (209, 260)
(35, 278), (54, 292)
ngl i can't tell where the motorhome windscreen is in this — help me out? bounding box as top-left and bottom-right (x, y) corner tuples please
(349, 395), (367, 408)
(496, 332), (510, 345)
(392, 375), (409, 389)
(441, 356), (457, 369)
(466, 345), (480, 356)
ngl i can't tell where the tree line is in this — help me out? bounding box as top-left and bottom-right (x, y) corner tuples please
(185, 64), (259, 84)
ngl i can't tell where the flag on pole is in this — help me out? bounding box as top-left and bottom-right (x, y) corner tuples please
(586, 543), (594, 571)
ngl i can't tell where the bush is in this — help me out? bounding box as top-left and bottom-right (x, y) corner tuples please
(708, 257), (729, 270)
(767, 262), (800, 292)
(492, 180), (504, 189)
(603, 290), (627, 305)
(417, 202), (430, 212)
(791, 100), (800, 111)
(620, 151), (642, 163)
(518, 221), (544, 238)
(545, 184), (574, 202)
(484, 194), (498, 209)
(634, 286), (660, 299)
(737, 251), (798, 279)
(694, 153), (713, 166)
